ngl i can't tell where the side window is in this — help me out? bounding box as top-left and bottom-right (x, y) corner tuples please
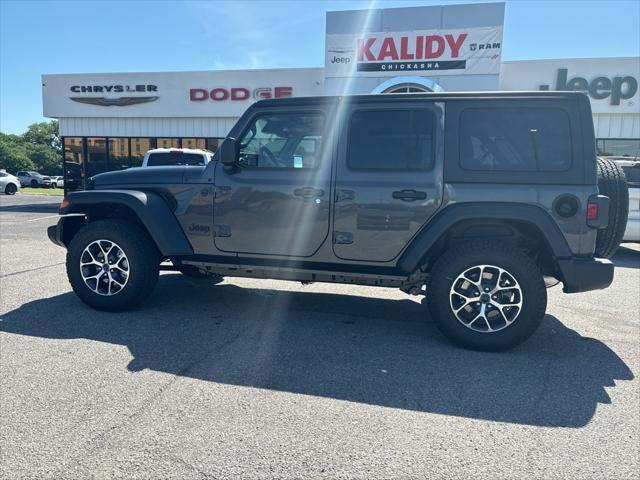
(238, 113), (324, 169)
(348, 109), (435, 171)
(460, 108), (572, 172)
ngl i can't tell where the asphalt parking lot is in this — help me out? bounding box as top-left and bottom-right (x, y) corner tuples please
(1, 193), (639, 479)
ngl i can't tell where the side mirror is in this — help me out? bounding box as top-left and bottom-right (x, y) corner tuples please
(219, 137), (237, 169)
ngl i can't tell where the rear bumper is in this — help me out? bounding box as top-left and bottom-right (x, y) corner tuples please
(557, 257), (614, 293)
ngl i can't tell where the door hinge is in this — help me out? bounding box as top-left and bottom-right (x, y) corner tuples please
(333, 231), (353, 245)
(335, 189), (355, 203)
(213, 224), (232, 237)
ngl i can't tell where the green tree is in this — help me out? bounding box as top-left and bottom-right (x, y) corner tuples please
(0, 120), (62, 175)
(22, 121), (61, 153)
(0, 138), (35, 173)
(26, 143), (60, 175)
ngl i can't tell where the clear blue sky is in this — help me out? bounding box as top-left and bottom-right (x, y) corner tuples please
(1, 0), (638, 134)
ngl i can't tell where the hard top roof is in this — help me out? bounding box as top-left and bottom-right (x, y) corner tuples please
(253, 91), (586, 108)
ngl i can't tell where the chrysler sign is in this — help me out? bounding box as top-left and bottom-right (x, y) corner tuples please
(69, 84), (159, 107)
(325, 26), (503, 77)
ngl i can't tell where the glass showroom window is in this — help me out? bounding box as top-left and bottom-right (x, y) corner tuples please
(157, 138), (179, 149)
(86, 138), (108, 177)
(108, 138), (130, 170)
(597, 138), (640, 158)
(63, 137), (85, 191)
(181, 138), (206, 150)
(206, 138), (220, 152)
(131, 138), (153, 167)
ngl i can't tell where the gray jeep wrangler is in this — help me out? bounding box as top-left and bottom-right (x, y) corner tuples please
(48, 92), (619, 351)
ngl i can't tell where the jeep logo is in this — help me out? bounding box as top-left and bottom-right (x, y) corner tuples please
(330, 56), (351, 64)
(188, 223), (211, 235)
(540, 68), (638, 105)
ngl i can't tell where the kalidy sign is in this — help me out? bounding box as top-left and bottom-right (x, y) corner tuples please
(325, 26), (503, 77)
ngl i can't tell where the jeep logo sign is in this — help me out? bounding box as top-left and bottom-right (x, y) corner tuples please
(540, 69), (638, 105)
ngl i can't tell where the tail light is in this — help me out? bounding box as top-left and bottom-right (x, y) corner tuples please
(587, 195), (609, 229)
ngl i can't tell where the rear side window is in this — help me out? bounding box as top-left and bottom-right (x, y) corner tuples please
(348, 109), (435, 171)
(459, 108), (572, 172)
(146, 152), (205, 166)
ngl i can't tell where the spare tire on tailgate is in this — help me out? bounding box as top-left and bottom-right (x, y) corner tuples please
(595, 157), (629, 258)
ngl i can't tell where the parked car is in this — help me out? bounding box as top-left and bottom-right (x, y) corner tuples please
(0, 170), (20, 195)
(49, 91), (620, 351)
(49, 176), (65, 188)
(16, 171), (52, 188)
(141, 148), (213, 167)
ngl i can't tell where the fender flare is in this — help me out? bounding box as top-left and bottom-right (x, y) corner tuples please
(397, 202), (573, 273)
(61, 189), (193, 257)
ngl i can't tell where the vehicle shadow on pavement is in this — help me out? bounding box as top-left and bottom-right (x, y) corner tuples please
(0, 201), (59, 213)
(613, 247), (640, 269)
(1, 273), (633, 428)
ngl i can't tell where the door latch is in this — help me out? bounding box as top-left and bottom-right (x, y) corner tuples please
(213, 224), (232, 237)
(333, 231), (354, 245)
(335, 189), (355, 202)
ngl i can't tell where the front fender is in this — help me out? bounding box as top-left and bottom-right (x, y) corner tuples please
(60, 189), (193, 257)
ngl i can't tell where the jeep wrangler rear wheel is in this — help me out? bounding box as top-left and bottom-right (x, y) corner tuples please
(427, 240), (547, 351)
(67, 219), (160, 311)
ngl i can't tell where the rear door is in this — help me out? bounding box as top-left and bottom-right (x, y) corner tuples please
(332, 101), (444, 262)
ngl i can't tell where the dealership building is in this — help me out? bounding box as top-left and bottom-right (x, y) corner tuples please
(41, 2), (640, 179)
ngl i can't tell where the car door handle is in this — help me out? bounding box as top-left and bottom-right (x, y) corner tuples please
(392, 189), (427, 201)
(294, 187), (324, 198)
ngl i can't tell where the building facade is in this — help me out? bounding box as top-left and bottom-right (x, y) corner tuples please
(41, 3), (640, 181)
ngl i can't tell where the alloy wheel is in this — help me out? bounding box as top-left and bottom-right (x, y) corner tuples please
(80, 239), (130, 296)
(449, 264), (523, 333)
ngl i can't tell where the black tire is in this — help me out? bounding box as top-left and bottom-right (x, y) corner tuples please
(595, 157), (629, 258)
(66, 219), (160, 311)
(427, 240), (547, 351)
(4, 183), (17, 195)
(30, 179), (38, 188)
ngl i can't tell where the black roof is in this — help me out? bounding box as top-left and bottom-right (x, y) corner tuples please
(253, 90), (586, 108)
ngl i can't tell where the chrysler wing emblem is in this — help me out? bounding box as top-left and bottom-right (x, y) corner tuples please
(70, 96), (159, 107)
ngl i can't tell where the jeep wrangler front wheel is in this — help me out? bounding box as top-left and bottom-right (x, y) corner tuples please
(66, 219), (160, 311)
(427, 240), (547, 351)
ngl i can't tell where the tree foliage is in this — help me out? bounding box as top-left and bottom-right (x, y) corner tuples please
(0, 120), (62, 175)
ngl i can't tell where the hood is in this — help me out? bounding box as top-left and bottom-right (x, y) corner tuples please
(91, 166), (205, 188)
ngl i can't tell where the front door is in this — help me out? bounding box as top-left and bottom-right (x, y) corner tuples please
(213, 110), (332, 257)
(333, 102), (444, 262)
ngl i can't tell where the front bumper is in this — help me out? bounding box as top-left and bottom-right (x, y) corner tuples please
(47, 222), (64, 248)
(47, 215), (85, 249)
(557, 257), (614, 293)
